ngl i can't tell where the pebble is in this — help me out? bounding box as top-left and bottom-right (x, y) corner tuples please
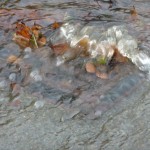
(30, 70), (42, 81)
(34, 100), (45, 109)
(94, 110), (102, 117)
(0, 80), (8, 89)
(85, 62), (96, 73)
(9, 73), (17, 82)
(24, 47), (32, 53)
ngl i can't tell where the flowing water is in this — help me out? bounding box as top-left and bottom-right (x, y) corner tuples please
(0, 0), (150, 149)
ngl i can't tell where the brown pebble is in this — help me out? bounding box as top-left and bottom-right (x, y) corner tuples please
(85, 62), (96, 73)
(7, 55), (18, 63)
(96, 71), (108, 79)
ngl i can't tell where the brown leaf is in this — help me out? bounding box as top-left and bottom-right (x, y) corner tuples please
(51, 43), (70, 55)
(7, 55), (18, 63)
(13, 33), (30, 48)
(13, 22), (46, 48)
(32, 29), (40, 39)
(96, 71), (108, 79)
(130, 6), (138, 20)
(77, 37), (90, 53)
(38, 36), (47, 47)
(31, 23), (43, 30)
(112, 45), (128, 63)
(16, 22), (31, 39)
(52, 21), (61, 29)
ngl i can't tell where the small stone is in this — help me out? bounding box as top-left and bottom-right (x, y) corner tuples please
(94, 110), (102, 117)
(34, 100), (45, 109)
(30, 70), (42, 81)
(85, 62), (96, 73)
(24, 47), (32, 53)
(24, 54), (30, 59)
(0, 80), (8, 89)
(9, 73), (17, 82)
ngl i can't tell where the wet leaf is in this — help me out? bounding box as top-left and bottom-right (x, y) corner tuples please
(13, 22), (46, 48)
(38, 36), (47, 47)
(16, 22), (31, 39)
(51, 43), (70, 55)
(32, 29), (40, 39)
(112, 46), (128, 63)
(96, 71), (108, 79)
(52, 21), (61, 29)
(14, 58), (22, 64)
(13, 33), (30, 48)
(31, 23), (43, 30)
(7, 55), (18, 63)
(77, 37), (90, 52)
(96, 57), (107, 65)
(130, 6), (138, 20)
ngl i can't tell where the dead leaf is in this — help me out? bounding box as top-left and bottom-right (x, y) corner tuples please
(32, 29), (40, 39)
(14, 58), (22, 64)
(77, 37), (90, 55)
(112, 45), (128, 63)
(7, 55), (18, 63)
(52, 21), (61, 29)
(13, 33), (30, 48)
(16, 22), (31, 39)
(130, 6), (138, 20)
(38, 36), (47, 47)
(96, 71), (108, 79)
(13, 22), (46, 48)
(31, 23), (43, 30)
(51, 43), (70, 55)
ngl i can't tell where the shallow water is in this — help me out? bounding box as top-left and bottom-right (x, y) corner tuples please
(0, 0), (150, 117)
(0, 1), (150, 150)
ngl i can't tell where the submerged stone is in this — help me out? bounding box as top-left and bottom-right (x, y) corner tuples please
(34, 100), (45, 109)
